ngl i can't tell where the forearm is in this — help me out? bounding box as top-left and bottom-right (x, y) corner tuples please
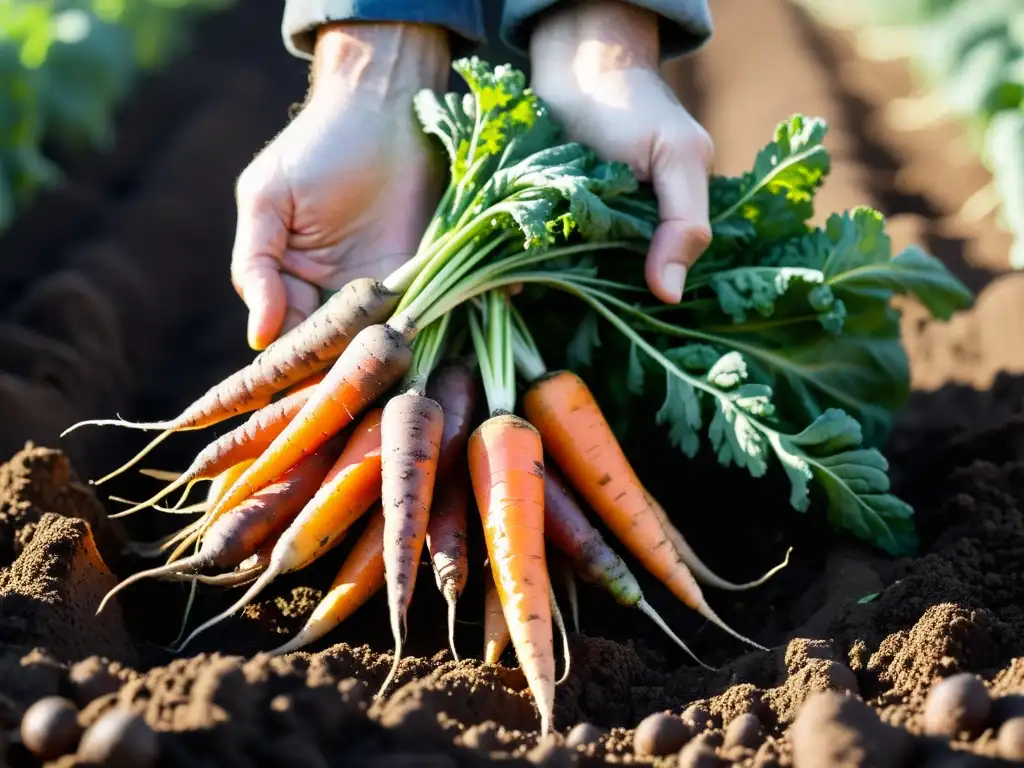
(283, 0), (485, 60)
(504, 0), (712, 59)
(311, 23), (451, 99)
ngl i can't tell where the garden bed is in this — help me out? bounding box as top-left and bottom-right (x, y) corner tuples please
(1, 0), (1023, 765)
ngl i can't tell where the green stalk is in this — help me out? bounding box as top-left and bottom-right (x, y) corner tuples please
(467, 293), (514, 415)
(510, 305), (548, 382)
(402, 311), (453, 395)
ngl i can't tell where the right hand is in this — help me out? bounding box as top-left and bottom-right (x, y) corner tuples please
(230, 23), (450, 350)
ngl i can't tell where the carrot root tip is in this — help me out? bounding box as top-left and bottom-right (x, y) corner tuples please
(697, 599), (769, 653)
(636, 598), (715, 671)
(443, 583), (459, 663)
(174, 567), (279, 653)
(550, 586), (572, 686)
(91, 429), (175, 487)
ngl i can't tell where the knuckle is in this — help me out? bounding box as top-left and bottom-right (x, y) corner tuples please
(689, 222), (714, 251)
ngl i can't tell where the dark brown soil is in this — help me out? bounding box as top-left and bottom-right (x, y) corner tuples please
(1, 0), (1024, 766)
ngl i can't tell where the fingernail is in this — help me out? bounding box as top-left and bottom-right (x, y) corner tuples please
(662, 263), (687, 303)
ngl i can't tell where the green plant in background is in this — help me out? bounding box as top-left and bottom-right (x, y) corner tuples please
(795, 0), (1024, 267)
(0, 0), (235, 230)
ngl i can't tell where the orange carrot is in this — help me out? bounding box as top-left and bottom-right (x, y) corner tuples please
(108, 375), (327, 517)
(425, 357), (479, 476)
(209, 323), (412, 523)
(62, 278), (398, 436)
(523, 370), (767, 651)
(468, 412), (554, 735)
(482, 563), (510, 664)
(543, 465), (712, 668)
(378, 390), (444, 697)
(269, 505), (387, 655)
(95, 439), (341, 614)
(426, 467), (470, 661)
(175, 407), (385, 651)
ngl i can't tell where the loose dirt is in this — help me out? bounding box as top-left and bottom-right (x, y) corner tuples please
(1, 1), (1023, 766)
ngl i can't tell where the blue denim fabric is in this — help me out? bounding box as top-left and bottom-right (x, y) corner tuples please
(282, 0), (711, 61)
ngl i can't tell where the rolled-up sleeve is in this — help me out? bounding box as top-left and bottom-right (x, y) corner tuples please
(282, 0), (486, 60)
(501, 0), (712, 59)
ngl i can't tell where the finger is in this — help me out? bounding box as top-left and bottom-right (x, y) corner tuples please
(645, 127), (714, 304)
(279, 274), (321, 337)
(231, 175), (290, 350)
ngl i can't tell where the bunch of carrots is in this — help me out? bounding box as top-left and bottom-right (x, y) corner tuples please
(62, 59), (802, 735)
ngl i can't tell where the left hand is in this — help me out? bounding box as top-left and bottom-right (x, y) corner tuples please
(529, 0), (713, 304)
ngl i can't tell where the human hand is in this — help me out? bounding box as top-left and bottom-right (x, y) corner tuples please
(530, 0), (713, 304)
(230, 23), (450, 350)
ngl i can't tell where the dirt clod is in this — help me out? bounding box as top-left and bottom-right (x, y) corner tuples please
(681, 704), (712, 734)
(633, 712), (690, 757)
(790, 692), (915, 768)
(922, 674), (992, 739)
(676, 741), (720, 768)
(20, 696), (82, 760)
(76, 709), (159, 768)
(564, 722), (605, 749)
(723, 712), (763, 750)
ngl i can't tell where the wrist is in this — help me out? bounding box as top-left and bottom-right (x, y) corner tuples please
(311, 22), (451, 102)
(530, 0), (660, 89)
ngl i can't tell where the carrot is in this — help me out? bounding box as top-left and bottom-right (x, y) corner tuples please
(175, 407), (385, 651)
(482, 563), (510, 664)
(378, 389), (444, 698)
(469, 413), (554, 734)
(269, 505), (387, 656)
(208, 323), (412, 523)
(548, 550), (580, 634)
(425, 357), (479, 476)
(426, 467), (470, 661)
(107, 376), (326, 518)
(522, 370), (768, 652)
(62, 278), (398, 436)
(95, 439), (341, 614)
(543, 465), (713, 668)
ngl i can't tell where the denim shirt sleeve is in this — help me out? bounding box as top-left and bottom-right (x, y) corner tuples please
(282, 0), (486, 60)
(501, 0), (713, 59)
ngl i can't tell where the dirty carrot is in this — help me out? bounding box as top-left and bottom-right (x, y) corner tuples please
(107, 375), (326, 517)
(467, 290), (555, 735)
(96, 439), (341, 614)
(175, 407), (385, 651)
(269, 505), (387, 656)
(482, 563), (509, 664)
(426, 467), (471, 661)
(208, 323), (412, 522)
(61, 278), (399, 436)
(521, 368), (767, 652)
(378, 389), (444, 698)
(543, 464), (713, 668)
(425, 357), (479, 476)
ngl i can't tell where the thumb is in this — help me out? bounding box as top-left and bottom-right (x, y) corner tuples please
(645, 128), (714, 304)
(231, 181), (290, 350)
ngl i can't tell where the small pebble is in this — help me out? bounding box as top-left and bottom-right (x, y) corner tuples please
(997, 717), (1024, 760)
(77, 710), (159, 768)
(682, 704), (712, 733)
(68, 659), (121, 707)
(724, 713), (763, 750)
(922, 673), (991, 739)
(20, 696), (82, 761)
(692, 730), (724, 750)
(791, 691), (914, 768)
(677, 741), (719, 768)
(565, 722), (605, 749)
(633, 712), (691, 757)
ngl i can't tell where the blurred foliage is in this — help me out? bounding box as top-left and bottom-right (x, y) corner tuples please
(0, 0), (235, 230)
(796, 0), (1024, 267)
